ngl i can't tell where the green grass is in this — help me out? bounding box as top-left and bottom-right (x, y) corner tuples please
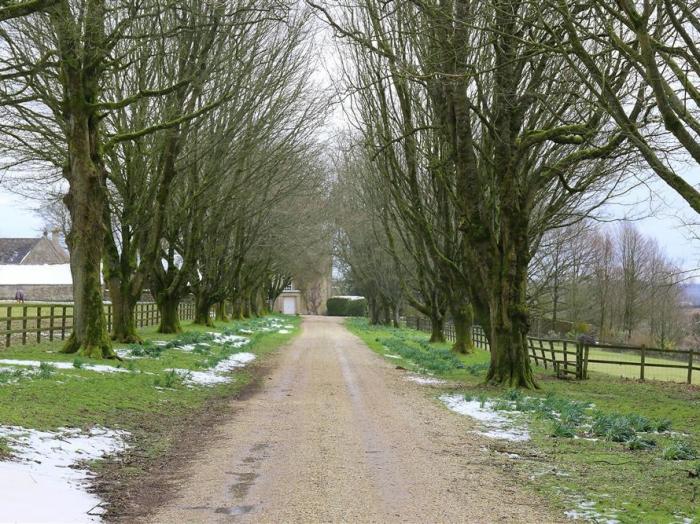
(0, 315), (298, 433)
(346, 317), (700, 523)
(0, 302), (74, 317)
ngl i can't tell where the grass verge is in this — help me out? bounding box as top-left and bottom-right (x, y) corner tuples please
(346, 317), (700, 523)
(0, 314), (299, 517)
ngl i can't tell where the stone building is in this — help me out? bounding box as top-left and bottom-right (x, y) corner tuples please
(272, 261), (333, 315)
(0, 231), (73, 301)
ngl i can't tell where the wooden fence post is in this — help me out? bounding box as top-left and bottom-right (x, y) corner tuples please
(688, 350), (694, 385)
(36, 306), (42, 344)
(5, 306), (11, 347)
(640, 345), (646, 381)
(61, 306), (67, 340)
(49, 306), (55, 342)
(21, 306), (27, 345)
(583, 343), (590, 379)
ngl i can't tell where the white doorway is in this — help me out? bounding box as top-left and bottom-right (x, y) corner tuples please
(283, 296), (296, 315)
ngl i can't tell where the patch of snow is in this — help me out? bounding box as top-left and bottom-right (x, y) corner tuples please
(385, 354), (401, 359)
(405, 375), (447, 385)
(115, 349), (143, 360)
(564, 500), (619, 523)
(0, 425), (129, 523)
(239, 329), (254, 334)
(208, 332), (250, 347)
(0, 264), (73, 285)
(333, 295), (365, 301)
(0, 359), (129, 374)
(440, 394), (530, 442)
(168, 352), (256, 387)
(212, 352), (256, 372)
(278, 329), (290, 334)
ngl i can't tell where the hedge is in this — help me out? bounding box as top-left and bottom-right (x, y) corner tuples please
(326, 297), (368, 317)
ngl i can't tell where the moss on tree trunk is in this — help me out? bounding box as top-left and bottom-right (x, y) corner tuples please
(194, 295), (214, 327)
(451, 302), (473, 354)
(157, 296), (181, 334)
(215, 301), (228, 322)
(109, 279), (140, 343)
(429, 309), (445, 343)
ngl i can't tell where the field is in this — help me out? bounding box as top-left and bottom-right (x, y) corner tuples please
(347, 318), (700, 523)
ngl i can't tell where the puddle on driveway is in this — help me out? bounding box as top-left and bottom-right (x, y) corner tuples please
(215, 505), (255, 516)
(229, 471), (259, 498)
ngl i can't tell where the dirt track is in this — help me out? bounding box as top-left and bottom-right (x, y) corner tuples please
(145, 316), (558, 523)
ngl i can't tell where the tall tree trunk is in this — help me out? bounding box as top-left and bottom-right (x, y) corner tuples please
(230, 296), (244, 319)
(61, 135), (114, 358)
(450, 302), (473, 353)
(194, 295), (214, 326)
(109, 278), (140, 343)
(242, 292), (252, 318)
(483, 240), (536, 388)
(429, 305), (445, 343)
(157, 294), (182, 333)
(368, 296), (380, 324)
(215, 300), (228, 322)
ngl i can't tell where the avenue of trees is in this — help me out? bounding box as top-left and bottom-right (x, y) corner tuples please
(0, 0), (329, 357)
(320, 0), (700, 387)
(3, 0), (699, 388)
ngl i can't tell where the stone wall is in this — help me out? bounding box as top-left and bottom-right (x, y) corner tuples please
(0, 284), (74, 302)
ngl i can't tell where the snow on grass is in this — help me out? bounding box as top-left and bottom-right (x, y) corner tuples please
(0, 359), (129, 374)
(278, 329), (290, 334)
(563, 499), (620, 523)
(385, 354), (401, 359)
(440, 394), (530, 442)
(209, 333), (250, 347)
(0, 425), (129, 523)
(405, 375), (447, 386)
(168, 351), (256, 387)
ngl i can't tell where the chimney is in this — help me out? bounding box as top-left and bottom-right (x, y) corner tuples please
(51, 228), (60, 243)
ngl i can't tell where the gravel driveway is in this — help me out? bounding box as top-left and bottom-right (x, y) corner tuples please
(146, 316), (558, 523)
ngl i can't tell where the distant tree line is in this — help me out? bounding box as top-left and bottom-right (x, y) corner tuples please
(530, 221), (686, 349)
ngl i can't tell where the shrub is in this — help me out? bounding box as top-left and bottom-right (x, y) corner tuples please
(655, 419), (672, 432)
(326, 297), (368, 317)
(382, 336), (464, 372)
(551, 421), (576, 438)
(591, 413), (636, 442)
(465, 363), (489, 376)
(166, 332), (214, 348)
(154, 369), (185, 389)
(38, 361), (55, 379)
(627, 436), (656, 451)
(662, 439), (698, 461)
(72, 357), (84, 369)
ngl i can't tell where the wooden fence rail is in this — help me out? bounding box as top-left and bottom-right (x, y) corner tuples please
(404, 316), (700, 384)
(0, 301), (195, 348)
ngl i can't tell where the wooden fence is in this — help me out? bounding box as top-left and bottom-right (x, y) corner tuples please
(0, 301), (195, 348)
(404, 316), (700, 384)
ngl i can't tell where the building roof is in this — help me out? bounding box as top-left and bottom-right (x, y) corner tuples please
(0, 238), (40, 264)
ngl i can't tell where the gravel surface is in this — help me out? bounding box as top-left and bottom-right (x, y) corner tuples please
(145, 316), (559, 523)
